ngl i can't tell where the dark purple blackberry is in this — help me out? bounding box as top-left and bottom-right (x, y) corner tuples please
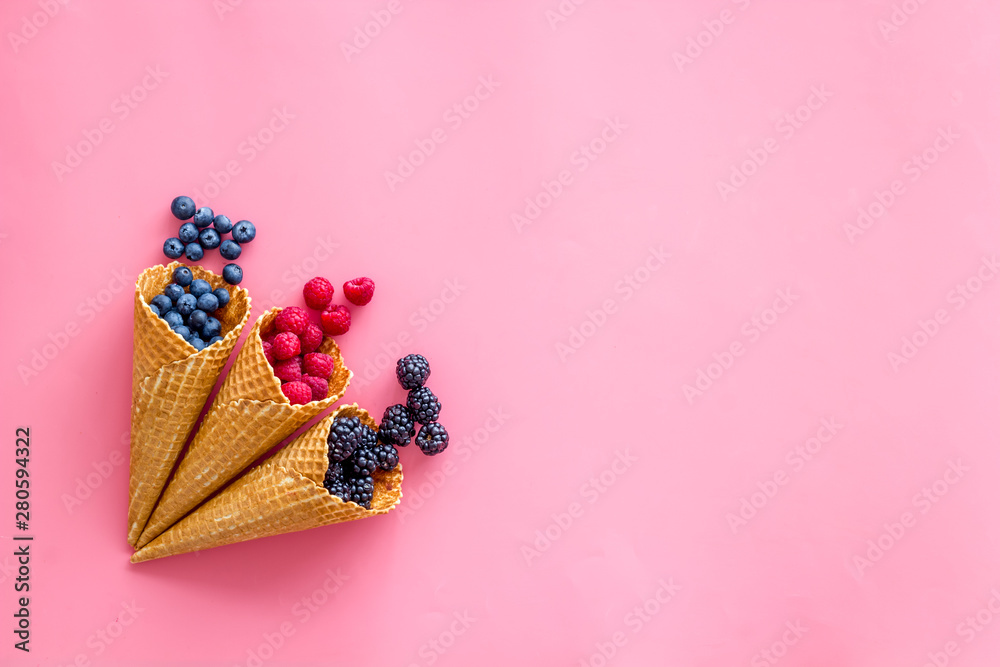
(396, 354), (431, 390)
(327, 417), (363, 462)
(323, 463), (350, 501)
(349, 446), (378, 477)
(349, 475), (375, 509)
(416, 422), (449, 456)
(378, 404), (415, 446)
(407, 386), (441, 425)
(373, 443), (399, 471)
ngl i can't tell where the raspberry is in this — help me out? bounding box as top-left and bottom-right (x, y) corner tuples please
(349, 475), (374, 509)
(275, 306), (309, 335)
(372, 443), (399, 471)
(415, 422), (449, 456)
(261, 339), (276, 365)
(396, 354), (430, 390)
(303, 277), (334, 310)
(303, 352), (334, 379)
(327, 417), (363, 462)
(273, 357), (303, 383)
(281, 381), (312, 405)
(272, 332), (301, 360)
(300, 323), (323, 354)
(300, 375), (329, 402)
(320, 305), (351, 336)
(407, 386), (441, 425)
(378, 404), (415, 446)
(323, 463), (350, 501)
(343, 277), (375, 306)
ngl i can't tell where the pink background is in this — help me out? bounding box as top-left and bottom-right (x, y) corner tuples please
(3, 1), (1000, 665)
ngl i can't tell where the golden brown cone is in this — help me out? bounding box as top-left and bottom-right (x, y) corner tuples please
(134, 308), (351, 548)
(131, 405), (401, 563)
(127, 262), (252, 546)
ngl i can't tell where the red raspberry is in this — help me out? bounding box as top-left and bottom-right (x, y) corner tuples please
(272, 332), (301, 360)
(303, 277), (334, 310)
(275, 306), (309, 335)
(300, 375), (329, 402)
(320, 305), (351, 336)
(343, 277), (375, 306)
(281, 381), (312, 405)
(300, 323), (323, 354)
(261, 339), (276, 366)
(272, 357), (303, 382)
(303, 352), (334, 379)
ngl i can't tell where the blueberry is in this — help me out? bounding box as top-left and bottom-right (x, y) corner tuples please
(178, 222), (199, 244)
(213, 287), (230, 307)
(188, 309), (208, 332)
(197, 293), (219, 313)
(202, 317), (222, 339)
(163, 238), (184, 259)
(189, 336), (206, 351)
(163, 310), (184, 328)
(176, 293), (197, 316)
(151, 295), (173, 312)
(222, 263), (243, 285)
(170, 196), (196, 220)
(219, 239), (242, 260)
(189, 279), (212, 297)
(172, 325), (192, 340)
(163, 283), (184, 303)
(149, 303), (160, 317)
(213, 214), (233, 234)
(232, 220), (256, 244)
(173, 266), (193, 287)
(193, 207), (214, 228)
(184, 242), (204, 261)
(209, 336), (223, 345)
(199, 228), (221, 250)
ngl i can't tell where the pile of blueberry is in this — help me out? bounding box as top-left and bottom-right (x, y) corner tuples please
(162, 196), (255, 285)
(148, 266), (231, 351)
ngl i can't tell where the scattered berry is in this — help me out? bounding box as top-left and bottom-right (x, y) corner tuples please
(348, 475), (374, 509)
(213, 214), (233, 234)
(189, 279), (212, 298)
(190, 337), (206, 351)
(343, 277), (375, 306)
(300, 375), (329, 402)
(173, 266), (193, 286)
(193, 206), (214, 228)
(407, 387), (441, 424)
(196, 293), (219, 313)
(163, 283), (184, 303)
(163, 311), (184, 328)
(261, 339), (275, 365)
(151, 294), (173, 313)
(271, 332), (301, 360)
(415, 422), (449, 455)
(281, 381), (312, 405)
(222, 263), (243, 285)
(220, 239), (242, 260)
(178, 222), (199, 244)
(378, 404), (415, 446)
(303, 277), (334, 310)
(232, 220), (256, 244)
(187, 309), (208, 332)
(320, 305), (351, 336)
(202, 317), (222, 339)
(299, 323), (323, 354)
(396, 354), (431, 390)
(176, 293), (197, 316)
(213, 287), (230, 308)
(163, 238), (184, 259)
(275, 306), (309, 335)
(273, 357), (303, 382)
(372, 443), (399, 471)
(199, 228), (221, 249)
(184, 242), (204, 261)
(170, 196), (196, 220)
(303, 352), (334, 379)
(327, 417), (363, 462)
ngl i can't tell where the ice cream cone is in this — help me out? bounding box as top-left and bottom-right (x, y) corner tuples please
(131, 405), (401, 563)
(134, 307), (351, 548)
(127, 262), (252, 546)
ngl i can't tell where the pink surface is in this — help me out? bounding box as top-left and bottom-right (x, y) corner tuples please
(3, 1), (1000, 665)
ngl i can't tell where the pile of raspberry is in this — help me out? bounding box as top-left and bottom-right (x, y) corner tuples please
(148, 266), (231, 351)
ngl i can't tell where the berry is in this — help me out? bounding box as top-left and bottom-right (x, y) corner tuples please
(359, 424), (378, 450)
(348, 475), (374, 509)
(208, 336), (223, 345)
(378, 404), (415, 446)
(163, 310), (183, 328)
(196, 293), (219, 313)
(261, 339), (275, 365)
(281, 381), (312, 405)
(171, 196), (196, 220)
(193, 206), (214, 228)
(190, 337), (206, 351)
(149, 303), (160, 317)
(303, 277), (334, 310)
(176, 293), (197, 316)
(415, 422), (449, 456)
(163, 238), (184, 259)
(407, 387), (441, 424)
(202, 317), (222, 339)
(151, 294), (173, 313)
(300, 323), (323, 354)
(272, 332), (300, 360)
(320, 305), (351, 336)
(163, 283), (184, 303)
(327, 417), (363, 462)
(232, 220), (256, 243)
(187, 309), (208, 332)
(343, 277), (375, 306)
(349, 446), (378, 477)
(178, 222), (199, 244)
(275, 306), (309, 335)
(213, 214), (233, 234)
(324, 463), (350, 500)
(189, 279), (212, 297)
(172, 325), (192, 340)
(300, 375), (329, 402)
(303, 352), (334, 379)
(199, 228), (221, 249)
(184, 242), (204, 261)
(396, 354), (431, 390)
(173, 266), (193, 287)
(213, 287), (230, 308)
(372, 443), (399, 471)
(223, 263), (243, 285)
(220, 239), (242, 260)
(272, 357), (303, 382)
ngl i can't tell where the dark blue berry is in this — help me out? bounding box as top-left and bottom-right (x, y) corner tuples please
(172, 325), (192, 340)
(199, 228), (221, 250)
(189, 337), (206, 351)
(213, 214), (233, 234)
(189, 279), (212, 297)
(184, 242), (204, 261)
(222, 263), (243, 285)
(178, 222), (199, 244)
(212, 287), (230, 307)
(415, 422), (449, 456)
(187, 309), (208, 332)
(348, 475), (374, 509)
(173, 266), (193, 287)
(193, 207), (214, 228)
(170, 196), (196, 220)
(327, 417), (363, 462)
(163, 310), (184, 328)
(196, 293), (219, 313)
(396, 354), (431, 390)
(219, 239), (242, 260)
(202, 317), (222, 339)
(407, 386), (441, 425)
(232, 220), (256, 244)
(163, 238), (184, 259)
(151, 295), (172, 312)
(149, 303), (160, 317)
(176, 294), (197, 316)
(208, 335), (223, 345)
(378, 404), (415, 446)
(163, 283), (184, 303)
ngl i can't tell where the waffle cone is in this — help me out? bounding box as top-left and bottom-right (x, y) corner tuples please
(134, 308), (352, 548)
(127, 263), (251, 546)
(131, 405), (401, 563)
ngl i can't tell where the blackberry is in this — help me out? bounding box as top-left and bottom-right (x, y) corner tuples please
(359, 424), (378, 449)
(416, 422), (449, 456)
(323, 463), (350, 501)
(396, 354), (431, 390)
(327, 417), (363, 462)
(349, 475), (374, 509)
(373, 443), (399, 471)
(348, 445), (378, 477)
(378, 404), (415, 446)
(407, 387), (441, 425)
